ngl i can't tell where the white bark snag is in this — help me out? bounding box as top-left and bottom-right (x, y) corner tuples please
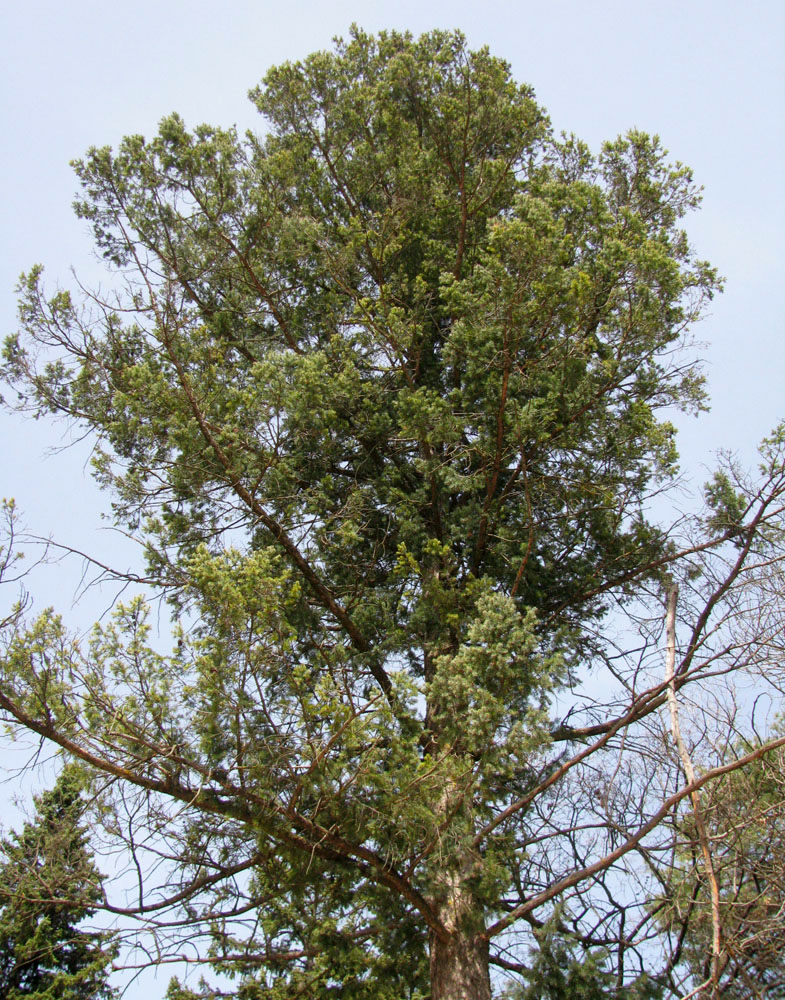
(664, 585), (723, 997)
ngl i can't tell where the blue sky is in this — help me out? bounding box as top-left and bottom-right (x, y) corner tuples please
(0, 0), (783, 994)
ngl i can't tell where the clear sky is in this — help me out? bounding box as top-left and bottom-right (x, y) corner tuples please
(0, 0), (783, 994)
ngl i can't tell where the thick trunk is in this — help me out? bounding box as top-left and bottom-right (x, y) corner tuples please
(424, 638), (491, 999)
(428, 864), (491, 1000)
(430, 926), (491, 1000)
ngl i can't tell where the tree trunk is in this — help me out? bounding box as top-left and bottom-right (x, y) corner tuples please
(430, 925), (492, 1000)
(424, 640), (492, 1000)
(428, 864), (491, 1000)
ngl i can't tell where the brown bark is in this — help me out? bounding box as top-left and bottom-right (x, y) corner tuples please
(429, 924), (491, 1000)
(424, 640), (492, 999)
(427, 855), (491, 1000)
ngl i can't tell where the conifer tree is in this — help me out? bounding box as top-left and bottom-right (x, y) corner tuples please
(2, 27), (785, 999)
(0, 769), (117, 999)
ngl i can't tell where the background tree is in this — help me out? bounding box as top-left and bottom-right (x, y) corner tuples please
(657, 737), (785, 998)
(1, 27), (784, 999)
(514, 933), (660, 1000)
(0, 768), (117, 999)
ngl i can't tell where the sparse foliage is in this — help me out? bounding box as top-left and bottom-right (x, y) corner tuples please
(658, 739), (785, 998)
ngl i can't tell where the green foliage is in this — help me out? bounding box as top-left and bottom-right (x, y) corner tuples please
(4, 27), (716, 646)
(509, 919), (662, 999)
(704, 470), (748, 540)
(0, 769), (117, 999)
(0, 25), (736, 998)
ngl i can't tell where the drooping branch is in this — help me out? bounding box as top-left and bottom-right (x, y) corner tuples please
(0, 685), (446, 942)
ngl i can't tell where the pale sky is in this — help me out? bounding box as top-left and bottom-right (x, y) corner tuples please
(0, 0), (783, 994)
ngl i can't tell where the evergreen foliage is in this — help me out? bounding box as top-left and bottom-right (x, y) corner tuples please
(511, 920), (662, 1000)
(0, 769), (117, 999)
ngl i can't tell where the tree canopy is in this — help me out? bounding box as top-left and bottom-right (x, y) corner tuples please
(2, 26), (785, 1000)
